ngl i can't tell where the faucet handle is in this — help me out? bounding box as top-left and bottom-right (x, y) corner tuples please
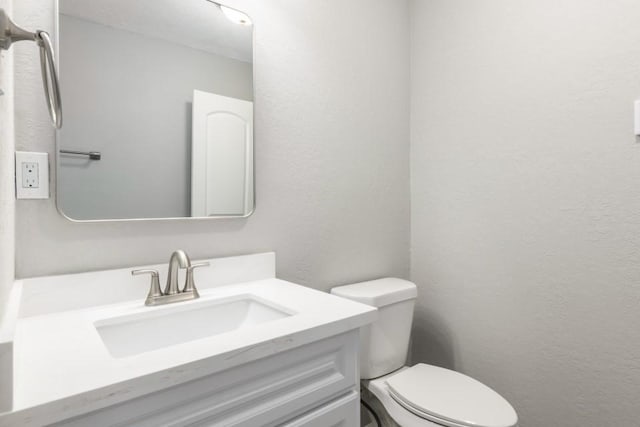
(190, 262), (211, 268)
(183, 262), (210, 296)
(132, 269), (163, 305)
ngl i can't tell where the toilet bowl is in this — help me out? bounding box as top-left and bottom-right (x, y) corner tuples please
(331, 278), (518, 427)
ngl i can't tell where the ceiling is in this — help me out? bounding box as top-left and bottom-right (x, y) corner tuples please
(59, 0), (253, 63)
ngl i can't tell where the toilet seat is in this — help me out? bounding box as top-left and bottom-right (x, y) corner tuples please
(387, 388), (479, 427)
(365, 365), (518, 427)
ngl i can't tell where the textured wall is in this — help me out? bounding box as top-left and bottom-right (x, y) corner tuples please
(13, 0), (410, 288)
(0, 0), (15, 318)
(58, 15), (252, 220)
(0, 0), (15, 413)
(410, 0), (640, 426)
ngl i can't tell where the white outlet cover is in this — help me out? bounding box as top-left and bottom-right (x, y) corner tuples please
(15, 151), (49, 199)
(22, 162), (39, 189)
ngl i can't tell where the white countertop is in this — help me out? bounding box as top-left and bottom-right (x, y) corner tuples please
(0, 254), (376, 426)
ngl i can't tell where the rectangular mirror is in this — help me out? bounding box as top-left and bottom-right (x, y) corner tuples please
(56, 0), (254, 221)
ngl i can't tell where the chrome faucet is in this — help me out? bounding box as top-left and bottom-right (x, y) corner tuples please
(132, 250), (210, 306)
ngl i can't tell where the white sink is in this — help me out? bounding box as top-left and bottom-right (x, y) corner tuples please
(94, 295), (293, 358)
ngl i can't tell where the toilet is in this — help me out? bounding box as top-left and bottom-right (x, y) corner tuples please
(331, 278), (518, 427)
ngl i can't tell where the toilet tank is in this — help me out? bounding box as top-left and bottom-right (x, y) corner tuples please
(331, 278), (417, 379)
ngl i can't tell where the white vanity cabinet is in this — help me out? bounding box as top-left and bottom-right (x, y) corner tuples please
(0, 254), (375, 427)
(281, 391), (359, 427)
(49, 331), (360, 427)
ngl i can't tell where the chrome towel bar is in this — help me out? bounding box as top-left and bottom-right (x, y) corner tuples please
(0, 9), (63, 129)
(60, 150), (101, 160)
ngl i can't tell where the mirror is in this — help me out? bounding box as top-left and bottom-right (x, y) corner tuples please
(56, 0), (254, 221)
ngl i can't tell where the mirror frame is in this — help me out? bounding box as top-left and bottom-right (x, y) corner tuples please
(53, 0), (256, 223)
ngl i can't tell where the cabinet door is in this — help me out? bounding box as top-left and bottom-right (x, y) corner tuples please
(281, 391), (359, 427)
(49, 332), (359, 427)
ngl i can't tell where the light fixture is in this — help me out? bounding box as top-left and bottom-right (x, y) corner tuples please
(219, 5), (252, 26)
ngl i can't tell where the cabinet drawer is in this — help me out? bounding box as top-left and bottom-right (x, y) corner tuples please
(280, 391), (359, 427)
(52, 331), (358, 427)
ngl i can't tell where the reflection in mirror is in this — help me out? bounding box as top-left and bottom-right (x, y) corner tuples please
(56, 0), (254, 221)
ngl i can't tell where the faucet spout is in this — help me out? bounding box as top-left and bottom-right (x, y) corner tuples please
(165, 250), (191, 295)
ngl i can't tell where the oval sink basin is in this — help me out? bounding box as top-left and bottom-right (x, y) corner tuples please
(94, 295), (293, 358)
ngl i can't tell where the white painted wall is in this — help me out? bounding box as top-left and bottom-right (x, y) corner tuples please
(58, 15), (253, 220)
(0, 0), (15, 412)
(0, 0), (14, 316)
(12, 0), (410, 288)
(410, 1), (640, 426)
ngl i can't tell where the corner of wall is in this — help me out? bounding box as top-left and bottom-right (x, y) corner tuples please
(0, 0), (16, 412)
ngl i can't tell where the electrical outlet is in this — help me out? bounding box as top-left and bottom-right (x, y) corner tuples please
(15, 151), (49, 199)
(21, 162), (39, 189)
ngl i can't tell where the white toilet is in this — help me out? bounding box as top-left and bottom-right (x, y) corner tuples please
(331, 278), (518, 427)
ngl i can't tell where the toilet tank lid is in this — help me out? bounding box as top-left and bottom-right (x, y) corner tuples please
(331, 278), (417, 308)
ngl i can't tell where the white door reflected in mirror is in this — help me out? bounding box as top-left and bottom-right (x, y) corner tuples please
(191, 90), (254, 217)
